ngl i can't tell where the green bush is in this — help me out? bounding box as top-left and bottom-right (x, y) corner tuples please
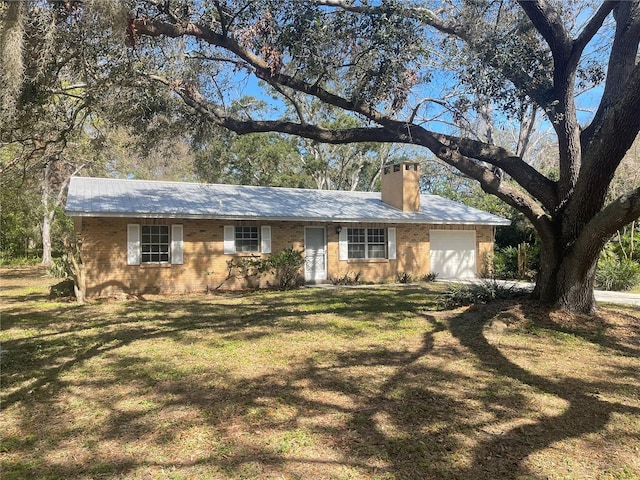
(595, 258), (640, 291)
(421, 272), (438, 282)
(47, 256), (69, 278)
(396, 272), (413, 283)
(49, 279), (75, 299)
(604, 227), (640, 263)
(221, 248), (305, 290)
(330, 271), (362, 285)
(493, 246), (519, 279)
(269, 247), (305, 290)
(492, 243), (540, 280)
(439, 278), (527, 309)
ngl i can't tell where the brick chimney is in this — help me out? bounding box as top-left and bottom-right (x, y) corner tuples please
(381, 161), (421, 212)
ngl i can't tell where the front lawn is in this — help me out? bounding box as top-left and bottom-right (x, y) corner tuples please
(1, 267), (639, 479)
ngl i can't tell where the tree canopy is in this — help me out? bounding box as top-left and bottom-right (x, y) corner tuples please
(2, 0), (639, 312)
(123, 0), (640, 312)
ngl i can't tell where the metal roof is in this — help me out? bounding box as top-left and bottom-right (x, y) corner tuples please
(65, 176), (510, 226)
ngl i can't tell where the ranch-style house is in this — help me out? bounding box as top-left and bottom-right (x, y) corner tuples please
(65, 162), (509, 298)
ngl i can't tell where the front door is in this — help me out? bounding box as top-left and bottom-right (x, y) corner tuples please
(304, 227), (327, 282)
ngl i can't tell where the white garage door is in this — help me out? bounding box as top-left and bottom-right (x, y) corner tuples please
(430, 230), (477, 279)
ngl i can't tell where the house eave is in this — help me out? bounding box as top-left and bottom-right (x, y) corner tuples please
(64, 210), (511, 226)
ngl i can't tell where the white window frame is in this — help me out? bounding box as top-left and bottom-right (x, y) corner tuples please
(224, 225), (271, 255)
(141, 225), (171, 264)
(235, 226), (260, 253)
(127, 223), (183, 266)
(346, 227), (387, 260)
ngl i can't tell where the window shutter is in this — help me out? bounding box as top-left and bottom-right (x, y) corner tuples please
(339, 228), (348, 261)
(261, 226), (271, 253)
(171, 224), (183, 264)
(388, 227), (397, 260)
(224, 226), (235, 254)
(127, 224), (141, 265)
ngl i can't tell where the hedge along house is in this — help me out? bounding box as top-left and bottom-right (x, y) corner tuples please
(65, 162), (510, 298)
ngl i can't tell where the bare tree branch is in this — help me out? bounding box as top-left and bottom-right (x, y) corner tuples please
(573, 1), (618, 55)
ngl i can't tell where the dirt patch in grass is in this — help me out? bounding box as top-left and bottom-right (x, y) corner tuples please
(1, 267), (639, 479)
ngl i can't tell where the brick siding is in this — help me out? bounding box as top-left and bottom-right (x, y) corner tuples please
(78, 217), (494, 298)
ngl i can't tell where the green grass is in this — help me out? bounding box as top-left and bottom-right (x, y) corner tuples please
(0, 256), (41, 267)
(1, 267), (640, 479)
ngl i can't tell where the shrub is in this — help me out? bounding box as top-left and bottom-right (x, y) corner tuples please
(421, 272), (438, 282)
(47, 257), (69, 278)
(595, 258), (640, 291)
(493, 246), (518, 279)
(396, 272), (413, 283)
(492, 243), (539, 280)
(269, 247), (305, 290)
(439, 278), (527, 309)
(49, 279), (75, 299)
(330, 271), (362, 285)
(219, 248), (305, 290)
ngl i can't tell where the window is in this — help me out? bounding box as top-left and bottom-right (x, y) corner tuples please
(347, 228), (366, 259)
(224, 225), (270, 255)
(367, 228), (387, 259)
(141, 225), (170, 263)
(235, 226), (259, 252)
(347, 228), (386, 259)
(127, 224), (182, 266)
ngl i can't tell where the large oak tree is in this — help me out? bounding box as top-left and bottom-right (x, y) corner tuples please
(129, 0), (640, 312)
(5, 1), (638, 312)
(123, 0), (640, 313)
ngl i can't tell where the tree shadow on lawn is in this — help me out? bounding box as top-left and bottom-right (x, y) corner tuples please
(447, 301), (640, 478)
(3, 289), (640, 479)
(0, 287), (434, 409)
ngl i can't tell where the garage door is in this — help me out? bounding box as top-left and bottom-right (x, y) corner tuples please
(430, 230), (477, 279)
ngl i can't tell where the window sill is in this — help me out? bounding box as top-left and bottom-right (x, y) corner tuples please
(346, 258), (389, 264)
(137, 263), (173, 268)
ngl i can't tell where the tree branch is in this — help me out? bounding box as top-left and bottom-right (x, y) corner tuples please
(518, 0), (571, 58)
(155, 70), (559, 213)
(436, 133), (558, 212)
(569, 60), (640, 224)
(316, 0), (555, 108)
(573, 1), (618, 55)
(313, 0), (461, 35)
(147, 67), (560, 217)
(425, 134), (554, 238)
(573, 185), (640, 265)
(133, 18), (390, 125)
(582, 1), (640, 146)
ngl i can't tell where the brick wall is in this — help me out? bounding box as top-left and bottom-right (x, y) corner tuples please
(78, 217), (495, 297)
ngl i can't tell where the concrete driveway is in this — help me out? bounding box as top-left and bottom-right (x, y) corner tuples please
(438, 279), (640, 307)
(592, 289), (640, 306)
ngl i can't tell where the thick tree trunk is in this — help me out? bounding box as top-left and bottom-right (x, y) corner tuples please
(555, 256), (598, 313)
(534, 245), (598, 314)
